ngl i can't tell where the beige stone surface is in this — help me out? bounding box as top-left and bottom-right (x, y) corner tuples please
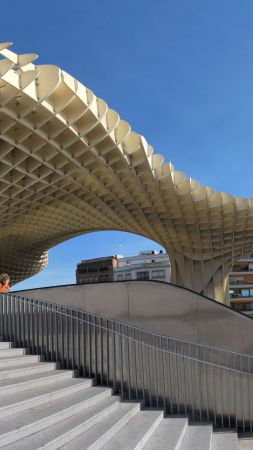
(0, 42), (253, 300)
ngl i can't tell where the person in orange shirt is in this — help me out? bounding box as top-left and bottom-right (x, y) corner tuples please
(0, 273), (10, 293)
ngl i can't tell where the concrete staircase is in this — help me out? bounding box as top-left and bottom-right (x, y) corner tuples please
(0, 340), (248, 449)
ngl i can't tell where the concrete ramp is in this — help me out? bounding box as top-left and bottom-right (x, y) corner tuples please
(15, 280), (253, 355)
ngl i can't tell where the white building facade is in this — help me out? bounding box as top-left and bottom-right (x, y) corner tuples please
(113, 250), (171, 283)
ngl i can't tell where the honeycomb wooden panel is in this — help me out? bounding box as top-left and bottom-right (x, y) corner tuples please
(0, 42), (252, 302)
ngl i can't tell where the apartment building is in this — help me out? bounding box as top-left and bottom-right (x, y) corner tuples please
(229, 256), (253, 316)
(76, 250), (171, 285)
(113, 250), (170, 282)
(76, 256), (118, 284)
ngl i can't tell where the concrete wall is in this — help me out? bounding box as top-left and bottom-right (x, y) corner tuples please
(14, 281), (253, 355)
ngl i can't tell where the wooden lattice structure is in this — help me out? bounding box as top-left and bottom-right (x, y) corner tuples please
(0, 42), (252, 301)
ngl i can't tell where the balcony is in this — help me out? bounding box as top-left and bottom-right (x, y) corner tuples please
(232, 302), (253, 312)
(230, 279), (245, 285)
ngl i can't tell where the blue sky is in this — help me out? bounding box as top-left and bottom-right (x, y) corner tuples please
(2, 0), (253, 289)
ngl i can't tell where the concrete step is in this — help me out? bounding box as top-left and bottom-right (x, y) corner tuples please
(0, 354), (43, 367)
(179, 424), (213, 450)
(0, 377), (93, 417)
(96, 409), (163, 450)
(0, 342), (15, 349)
(0, 343), (243, 450)
(0, 348), (29, 357)
(0, 386), (112, 447)
(21, 399), (140, 450)
(61, 401), (142, 450)
(143, 417), (188, 450)
(1, 397), (120, 450)
(211, 432), (240, 449)
(0, 361), (60, 380)
(239, 436), (253, 448)
(0, 369), (78, 396)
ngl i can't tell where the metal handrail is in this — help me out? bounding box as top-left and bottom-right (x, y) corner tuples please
(1, 292), (253, 432)
(1, 294), (250, 375)
(8, 292), (253, 359)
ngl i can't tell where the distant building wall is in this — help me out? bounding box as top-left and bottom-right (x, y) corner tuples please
(76, 256), (117, 284)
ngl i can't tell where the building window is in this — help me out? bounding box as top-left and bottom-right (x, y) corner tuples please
(152, 270), (165, 279)
(125, 273), (131, 280)
(137, 271), (149, 280)
(230, 278), (244, 285)
(117, 274), (123, 281)
(242, 289), (250, 297)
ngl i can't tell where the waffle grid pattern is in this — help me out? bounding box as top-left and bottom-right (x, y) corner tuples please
(0, 42), (252, 300)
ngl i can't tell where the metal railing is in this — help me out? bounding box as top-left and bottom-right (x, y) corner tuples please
(1, 293), (253, 432)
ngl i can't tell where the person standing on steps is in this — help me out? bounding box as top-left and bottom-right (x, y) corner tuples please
(0, 273), (10, 292)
